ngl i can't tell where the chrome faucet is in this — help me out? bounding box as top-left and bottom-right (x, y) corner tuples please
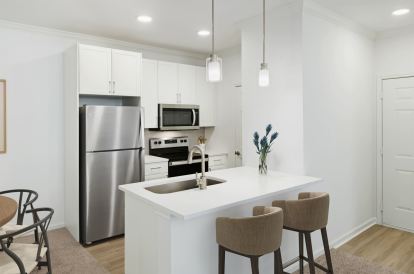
(188, 145), (207, 190)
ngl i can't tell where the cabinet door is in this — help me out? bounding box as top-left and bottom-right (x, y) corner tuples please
(79, 44), (112, 95)
(178, 64), (196, 104)
(158, 61), (179, 104)
(195, 66), (216, 127)
(112, 49), (141, 97)
(141, 59), (158, 128)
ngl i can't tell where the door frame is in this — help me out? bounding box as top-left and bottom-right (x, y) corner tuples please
(377, 73), (414, 228)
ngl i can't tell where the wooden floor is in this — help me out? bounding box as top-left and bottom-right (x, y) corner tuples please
(339, 224), (414, 274)
(85, 225), (414, 274)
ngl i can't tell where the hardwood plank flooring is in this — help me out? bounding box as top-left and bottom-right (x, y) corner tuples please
(85, 225), (414, 274)
(339, 225), (414, 274)
(85, 236), (125, 274)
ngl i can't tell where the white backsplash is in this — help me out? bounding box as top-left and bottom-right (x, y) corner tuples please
(144, 129), (206, 154)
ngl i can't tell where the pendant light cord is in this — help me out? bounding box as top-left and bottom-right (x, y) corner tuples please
(212, 0), (215, 55)
(262, 0), (266, 64)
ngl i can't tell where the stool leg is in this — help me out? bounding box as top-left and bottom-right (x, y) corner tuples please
(219, 246), (225, 274)
(250, 257), (259, 274)
(304, 232), (316, 274)
(274, 249), (283, 274)
(299, 232), (304, 274)
(321, 228), (334, 274)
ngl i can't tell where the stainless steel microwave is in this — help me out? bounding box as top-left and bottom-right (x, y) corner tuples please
(158, 104), (200, 130)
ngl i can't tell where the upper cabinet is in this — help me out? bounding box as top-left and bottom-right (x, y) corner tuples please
(78, 44), (142, 97)
(142, 59), (159, 129)
(158, 61), (179, 104)
(195, 66), (216, 127)
(139, 59), (217, 129)
(79, 45), (112, 95)
(158, 61), (196, 105)
(178, 64), (196, 104)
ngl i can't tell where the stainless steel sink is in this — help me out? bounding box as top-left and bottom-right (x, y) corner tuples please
(145, 177), (226, 194)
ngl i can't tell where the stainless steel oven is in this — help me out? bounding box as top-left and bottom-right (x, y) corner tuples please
(158, 104), (200, 130)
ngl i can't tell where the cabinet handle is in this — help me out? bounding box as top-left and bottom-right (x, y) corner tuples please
(151, 167), (162, 170)
(109, 81), (112, 93)
(113, 81), (116, 94)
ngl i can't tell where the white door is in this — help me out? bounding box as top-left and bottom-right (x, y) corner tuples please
(79, 44), (112, 95)
(142, 59), (158, 128)
(158, 61), (179, 104)
(111, 49), (141, 97)
(179, 64), (196, 104)
(195, 66), (216, 127)
(383, 77), (414, 231)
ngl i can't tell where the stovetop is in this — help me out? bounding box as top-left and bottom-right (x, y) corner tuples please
(149, 137), (207, 163)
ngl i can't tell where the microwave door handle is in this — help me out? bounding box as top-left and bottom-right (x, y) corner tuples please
(192, 109), (196, 126)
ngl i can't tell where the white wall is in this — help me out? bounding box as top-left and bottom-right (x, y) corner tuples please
(241, 1), (305, 174)
(0, 22), (205, 228)
(205, 47), (242, 168)
(240, 0), (377, 264)
(376, 29), (414, 77)
(303, 1), (377, 249)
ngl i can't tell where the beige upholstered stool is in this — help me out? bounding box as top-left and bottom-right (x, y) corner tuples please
(273, 192), (333, 274)
(216, 206), (284, 274)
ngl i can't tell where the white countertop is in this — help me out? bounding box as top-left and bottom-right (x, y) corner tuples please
(119, 166), (321, 220)
(145, 155), (169, 164)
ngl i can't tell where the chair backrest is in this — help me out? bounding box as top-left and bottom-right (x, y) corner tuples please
(0, 189), (38, 225)
(275, 192), (329, 231)
(216, 206), (283, 256)
(0, 208), (54, 274)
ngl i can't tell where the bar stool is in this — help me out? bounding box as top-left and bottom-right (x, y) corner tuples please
(272, 192), (333, 274)
(216, 206), (284, 274)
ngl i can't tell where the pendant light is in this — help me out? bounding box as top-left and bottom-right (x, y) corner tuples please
(258, 0), (269, 87)
(206, 0), (222, 82)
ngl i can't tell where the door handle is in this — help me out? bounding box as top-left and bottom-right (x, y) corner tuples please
(192, 109), (196, 126)
(235, 151), (241, 156)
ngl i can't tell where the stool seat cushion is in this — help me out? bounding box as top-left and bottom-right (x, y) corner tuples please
(273, 192), (329, 231)
(0, 196), (17, 228)
(216, 206), (283, 256)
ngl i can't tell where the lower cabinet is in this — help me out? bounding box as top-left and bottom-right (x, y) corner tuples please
(208, 154), (228, 171)
(145, 161), (168, 181)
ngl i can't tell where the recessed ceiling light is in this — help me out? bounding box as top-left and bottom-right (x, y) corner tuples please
(137, 15), (153, 23)
(392, 9), (410, 16)
(197, 30), (210, 37)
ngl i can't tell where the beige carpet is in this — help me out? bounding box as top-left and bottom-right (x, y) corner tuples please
(293, 249), (405, 274)
(16, 228), (110, 274)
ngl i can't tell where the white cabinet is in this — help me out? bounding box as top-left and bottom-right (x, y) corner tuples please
(145, 161), (168, 181)
(111, 49), (142, 97)
(195, 66), (216, 127)
(141, 59), (158, 128)
(158, 61), (179, 104)
(158, 61), (197, 105)
(209, 154), (228, 171)
(79, 44), (112, 95)
(178, 64), (196, 104)
(78, 44), (142, 97)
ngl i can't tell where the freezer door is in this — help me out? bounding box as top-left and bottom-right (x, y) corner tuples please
(80, 148), (144, 243)
(82, 106), (144, 152)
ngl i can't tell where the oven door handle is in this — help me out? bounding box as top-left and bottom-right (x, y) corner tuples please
(192, 109), (196, 126)
(169, 158), (208, 166)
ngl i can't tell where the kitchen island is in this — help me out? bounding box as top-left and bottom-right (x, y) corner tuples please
(119, 166), (321, 274)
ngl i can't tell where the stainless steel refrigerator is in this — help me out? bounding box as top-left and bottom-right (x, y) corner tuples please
(79, 105), (145, 244)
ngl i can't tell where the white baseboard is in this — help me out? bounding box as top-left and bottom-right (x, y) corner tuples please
(332, 217), (377, 248)
(285, 217), (377, 272)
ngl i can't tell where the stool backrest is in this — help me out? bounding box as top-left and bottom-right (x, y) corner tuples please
(216, 206), (283, 256)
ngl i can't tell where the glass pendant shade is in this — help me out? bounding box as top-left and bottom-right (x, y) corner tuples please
(206, 54), (222, 82)
(258, 63), (269, 87)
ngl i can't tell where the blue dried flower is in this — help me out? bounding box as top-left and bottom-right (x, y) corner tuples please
(270, 132), (279, 143)
(253, 131), (259, 141)
(265, 124), (272, 136)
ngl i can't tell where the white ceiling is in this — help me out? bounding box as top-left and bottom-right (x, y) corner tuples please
(312, 0), (414, 33)
(0, 0), (291, 54)
(1, 0), (414, 54)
